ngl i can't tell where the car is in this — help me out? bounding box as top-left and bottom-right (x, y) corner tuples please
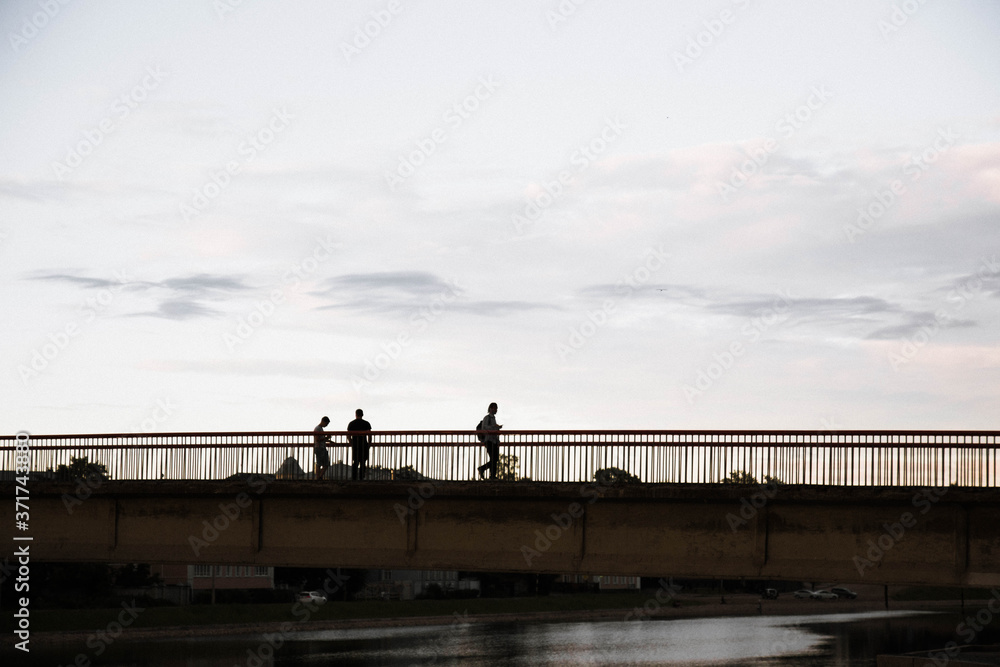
(811, 590), (838, 600)
(831, 587), (858, 599)
(297, 590), (327, 604)
(761, 588), (779, 599)
(793, 589), (815, 599)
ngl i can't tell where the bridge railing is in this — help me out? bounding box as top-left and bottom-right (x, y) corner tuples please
(1, 430), (998, 486)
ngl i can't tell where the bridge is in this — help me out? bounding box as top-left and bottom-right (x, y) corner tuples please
(2, 430), (999, 586)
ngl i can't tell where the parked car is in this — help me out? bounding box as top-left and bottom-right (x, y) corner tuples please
(793, 589), (815, 599)
(761, 588), (779, 599)
(297, 590), (327, 604)
(831, 587), (858, 599)
(811, 590), (838, 600)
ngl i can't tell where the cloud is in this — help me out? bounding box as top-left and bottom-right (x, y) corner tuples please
(577, 281), (983, 342)
(139, 358), (356, 378)
(312, 271), (461, 312)
(866, 313), (976, 340)
(944, 258), (1000, 299)
(313, 271), (560, 316)
(0, 177), (71, 203)
(320, 271), (457, 296)
(31, 273), (132, 290)
(29, 271), (252, 320)
(451, 300), (562, 317)
(133, 299), (222, 320)
(159, 274), (252, 293)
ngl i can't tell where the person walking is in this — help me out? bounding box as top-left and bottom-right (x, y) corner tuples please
(313, 416), (331, 480)
(477, 402), (502, 480)
(348, 408), (372, 480)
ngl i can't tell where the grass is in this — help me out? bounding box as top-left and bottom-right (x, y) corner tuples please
(15, 592), (704, 634)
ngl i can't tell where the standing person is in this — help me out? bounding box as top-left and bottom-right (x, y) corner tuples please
(313, 416), (331, 480)
(348, 408), (372, 480)
(477, 402), (502, 480)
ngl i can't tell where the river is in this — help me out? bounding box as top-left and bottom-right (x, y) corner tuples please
(29, 609), (1000, 666)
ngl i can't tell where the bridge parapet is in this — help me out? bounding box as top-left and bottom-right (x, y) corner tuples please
(1, 429), (997, 486)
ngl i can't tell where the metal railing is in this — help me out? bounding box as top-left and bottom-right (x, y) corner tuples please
(1, 430), (998, 486)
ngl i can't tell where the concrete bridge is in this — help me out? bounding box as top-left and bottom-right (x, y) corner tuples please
(5, 478), (999, 587)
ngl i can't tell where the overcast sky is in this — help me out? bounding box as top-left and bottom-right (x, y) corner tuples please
(2, 0), (999, 435)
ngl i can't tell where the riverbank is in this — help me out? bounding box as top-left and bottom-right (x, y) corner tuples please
(13, 592), (976, 645)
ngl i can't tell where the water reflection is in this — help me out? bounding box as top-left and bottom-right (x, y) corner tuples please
(33, 609), (1000, 666)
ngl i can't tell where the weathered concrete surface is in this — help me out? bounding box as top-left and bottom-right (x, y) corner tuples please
(2, 481), (998, 585)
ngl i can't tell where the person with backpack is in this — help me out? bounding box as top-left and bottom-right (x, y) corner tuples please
(476, 402), (502, 480)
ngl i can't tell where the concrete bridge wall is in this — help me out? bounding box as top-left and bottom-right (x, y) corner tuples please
(3, 480), (998, 586)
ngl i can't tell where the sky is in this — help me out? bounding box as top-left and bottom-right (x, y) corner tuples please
(2, 0), (999, 435)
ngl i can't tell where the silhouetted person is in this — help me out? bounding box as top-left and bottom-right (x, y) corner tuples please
(477, 402), (502, 480)
(313, 416), (331, 480)
(348, 408), (372, 480)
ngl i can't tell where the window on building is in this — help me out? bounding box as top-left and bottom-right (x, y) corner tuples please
(193, 565), (212, 577)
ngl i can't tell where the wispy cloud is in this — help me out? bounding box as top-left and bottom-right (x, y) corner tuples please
(30, 271), (252, 320)
(578, 281), (981, 341)
(133, 299), (223, 320)
(313, 271), (560, 316)
(319, 271), (456, 296)
(451, 300), (561, 317)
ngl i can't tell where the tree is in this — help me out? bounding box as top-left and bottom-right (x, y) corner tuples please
(52, 456), (109, 482)
(497, 454), (526, 482)
(594, 467), (641, 485)
(394, 465), (424, 480)
(721, 470), (782, 485)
